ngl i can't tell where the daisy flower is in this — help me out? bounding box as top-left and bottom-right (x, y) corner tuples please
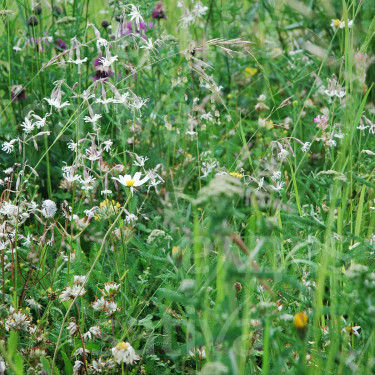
(112, 172), (149, 195)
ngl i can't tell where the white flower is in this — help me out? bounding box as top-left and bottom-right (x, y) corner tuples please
(83, 326), (101, 340)
(41, 200), (57, 218)
(106, 300), (120, 315)
(73, 360), (84, 374)
(67, 321), (78, 336)
(67, 140), (78, 152)
(99, 55), (118, 68)
(0, 201), (18, 217)
(189, 346), (206, 359)
(68, 57), (88, 65)
(125, 213), (138, 224)
(201, 112), (213, 121)
(255, 177), (264, 192)
(59, 285), (86, 301)
(21, 116), (35, 133)
(278, 148), (289, 160)
(92, 296), (107, 311)
(271, 171), (281, 181)
(101, 189), (113, 195)
(326, 139), (337, 147)
(103, 282), (120, 296)
(301, 142), (311, 152)
(112, 172), (149, 195)
(84, 114), (102, 125)
(25, 298), (42, 310)
(5, 311), (31, 332)
(44, 97), (70, 110)
(133, 155), (148, 167)
(361, 150), (375, 156)
(140, 38), (155, 51)
(74, 275), (86, 284)
(102, 140), (113, 152)
(111, 342), (140, 365)
(85, 146), (102, 161)
(2, 140), (16, 153)
(272, 181), (285, 193)
(75, 348), (90, 357)
(128, 4), (143, 28)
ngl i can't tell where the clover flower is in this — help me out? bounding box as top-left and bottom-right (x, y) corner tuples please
(111, 341), (140, 365)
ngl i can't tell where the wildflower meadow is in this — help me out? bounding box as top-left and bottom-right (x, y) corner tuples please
(0, 0), (375, 374)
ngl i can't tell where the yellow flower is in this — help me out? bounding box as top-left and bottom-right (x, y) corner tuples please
(245, 67), (258, 77)
(332, 19), (340, 27)
(229, 172), (244, 179)
(116, 342), (130, 350)
(294, 312), (308, 330)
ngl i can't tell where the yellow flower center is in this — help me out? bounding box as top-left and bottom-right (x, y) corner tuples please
(245, 67), (258, 76)
(126, 180), (135, 187)
(294, 312), (308, 329)
(116, 342), (129, 350)
(229, 172), (244, 179)
(333, 19), (340, 27)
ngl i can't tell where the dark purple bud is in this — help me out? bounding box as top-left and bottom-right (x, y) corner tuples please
(53, 5), (62, 16)
(101, 20), (110, 28)
(27, 16), (38, 26)
(152, 2), (167, 20)
(33, 5), (42, 15)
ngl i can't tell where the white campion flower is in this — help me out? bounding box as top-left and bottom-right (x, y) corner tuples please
(140, 38), (155, 52)
(21, 116), (35, 133)
(133, 155), (148, 167)
(112, 172), (149, 195)
(2, 139), (17, 153)
(41, 200), (57, 218)
(99, 55), (118, 68)
(102, 140), (113, 152)
(272, 181), (285, 193)
(111, 342), (140, 365)
(128, 4), (143, 28)
(44, 97), (70, 110)
(84, 113), (102, 125)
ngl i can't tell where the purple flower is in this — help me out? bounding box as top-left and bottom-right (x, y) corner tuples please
(11, 85), (26, 102)
(55, 38), (67, 50)
(118, 21), (154, 40)
(152, 2), (167, 20)
(92, 58), (114, 81)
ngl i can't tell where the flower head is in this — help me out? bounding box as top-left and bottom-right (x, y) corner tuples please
(112, 172), (149, 195)
(112, 342), (140, 365)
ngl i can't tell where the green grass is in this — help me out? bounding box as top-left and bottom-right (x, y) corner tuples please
(0, 0), (375, 374)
